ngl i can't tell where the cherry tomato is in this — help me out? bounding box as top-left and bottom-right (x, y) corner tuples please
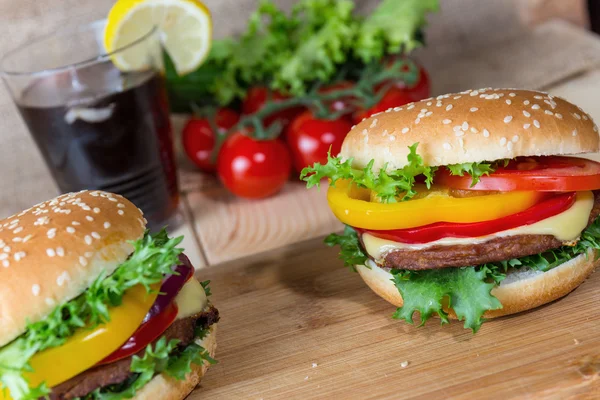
(319, 81), (356, 114)
(242, 86), (304, 128)
(217, 132), (292, 198)
(353, 87), (413, 124)
(287, 111), (352, 173)
(356, 192), (575, 243)
(437, 156), (600, 192)
(182, 108), (240, 172)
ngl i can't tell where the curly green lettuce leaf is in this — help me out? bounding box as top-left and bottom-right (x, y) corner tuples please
(87, 337), (216, 400)
(391, 268), (501, 333)
(355, 0), (439, 62)
(0, 230), (183, 400)
(324, 226), (368, 271)
(272, 0), (358, 95)
(301, 143), (437, 202)
(446, 159), (510, 187)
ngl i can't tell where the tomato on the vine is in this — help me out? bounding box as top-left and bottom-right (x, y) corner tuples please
(353, 61), (431, 124)
(319, 81), (356, 114)
(217, 132), (292, 199)
(182, 108), (240, 172)
(353, 87), (413, 124)
(242, 86), (304, 128)
(286, 111), (352, 173)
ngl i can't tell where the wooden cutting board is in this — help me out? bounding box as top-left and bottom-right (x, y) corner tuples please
(189, 237), (600, 400)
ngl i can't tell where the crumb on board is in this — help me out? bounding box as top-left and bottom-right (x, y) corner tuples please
(400, 361), (409, 368)
(312, 363), (318, 368)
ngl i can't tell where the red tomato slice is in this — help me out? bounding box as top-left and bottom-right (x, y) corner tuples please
(357, 192), (575, 244)
(437, 156), (600, 192)
(97, 302), (179, 365)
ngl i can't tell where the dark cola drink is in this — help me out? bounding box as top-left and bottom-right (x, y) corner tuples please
(15, 65), (179, 227)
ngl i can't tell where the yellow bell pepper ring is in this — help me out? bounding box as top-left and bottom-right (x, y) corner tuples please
(327, 180), (544, 230)
(0, 284), (159, 400)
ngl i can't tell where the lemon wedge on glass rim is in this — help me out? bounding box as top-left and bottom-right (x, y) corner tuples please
(104, 0), (212, 75)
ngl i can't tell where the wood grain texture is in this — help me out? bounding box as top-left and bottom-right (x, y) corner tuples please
(190, 237), (600, 399)
(187, 183), (343, 265)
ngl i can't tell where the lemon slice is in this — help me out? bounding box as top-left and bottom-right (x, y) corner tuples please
(104, 0), (212, 75)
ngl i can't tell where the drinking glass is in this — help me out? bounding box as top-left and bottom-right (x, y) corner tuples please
(1, 20), (180, 228)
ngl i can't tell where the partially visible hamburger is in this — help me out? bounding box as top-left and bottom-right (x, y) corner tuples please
(0, 191), (218, 400)
(302, 88), (600, 332)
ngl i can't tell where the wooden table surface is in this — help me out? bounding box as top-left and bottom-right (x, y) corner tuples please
(189, 237), (600, 400)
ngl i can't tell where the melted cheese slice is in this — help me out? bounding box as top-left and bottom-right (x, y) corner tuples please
(174, 277), (208, 320)
(363, 191), (594, 262)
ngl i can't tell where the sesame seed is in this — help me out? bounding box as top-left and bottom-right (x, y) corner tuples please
(108, 197), (117, 202)
(512, 135), (519, 142)
(573, 129), (578, 136)
(86, 216), (94, 222)
(72, 221), (80, 226)
(500, 137), (507, 146)
(415, 118), (421, 124)
(436, 102), (442, 107)
(455, 130), (465, 137)
(523, 111), (531, 118)
(32, 284), (40, 296)
(12, 237), (22, 243)
(0, 254), (6, 260)
(104, 222), (111, 229)
(84, 235), (92, 245)
(507, 141), (514, 151)
(91, 232), (100, 240)
(93, 207), (101, 214)
(504, 116), (513, 123)
(57, 271), (69, 286)
(446, 105), (453, 111)
(2, 260), (8, 268)
(595, 125), (599, 133)
(453, 96), (461, 99)
(584, 115), (589, 120)
(545, 110), (553, 115)
(118, 210), (125, 216)
(574, 113), (581, 120)
(531, 104), (540, 110)
(389, 135), (396, 142)
(470, 91), (479, 96)
(458, 137), (464, 148)
(453, 126), (461, 132)
(3, 246), (10, 253)
(442, 119), (452, 125)
(46, 248), (56, 257)
(370, 119), (378, 128)
(57, 247), (65, 257)
(443, 142), (452, 150)
(47, 228), (56, 239)
(523, 100), (530, 105)
(555, 113), (563, 120)
(66, 227), (75, 234)
(79, 256), (88, 267)
(509, 93), (516, 97)
(534, 95), (543, 100)
(22, 235), (32, 243)
(470, 107), (478, 112)
(82, 206), (91, 211)
(534, 120), (540, 128)
(85, 252), (93, 258)
(401, 127), (409, 134)
(407, 104), (415, 110)
(483, 129), (490, 137)
(505, 100), (511, 105)
(462, 122), (469, 131)
(13, 227), (23, 234)
(425, 111), (433, 117)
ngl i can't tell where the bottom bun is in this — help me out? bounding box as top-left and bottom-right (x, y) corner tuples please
(357, 249), (599, 319)
(133, 323), (218, 400)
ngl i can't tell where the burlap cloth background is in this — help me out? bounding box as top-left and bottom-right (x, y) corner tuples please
(0, 0), (597, 217)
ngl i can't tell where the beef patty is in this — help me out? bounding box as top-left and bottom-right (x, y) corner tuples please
(47, 305), (219, 400)
(372, 191), (600, 271)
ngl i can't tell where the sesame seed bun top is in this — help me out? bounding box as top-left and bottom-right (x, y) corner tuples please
(0, 190), (145, 347)
(341, 88), (600, 172)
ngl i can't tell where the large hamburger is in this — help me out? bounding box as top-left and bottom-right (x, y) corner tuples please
(302, 88), (600, 332)
(0, 191), (218, 399)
